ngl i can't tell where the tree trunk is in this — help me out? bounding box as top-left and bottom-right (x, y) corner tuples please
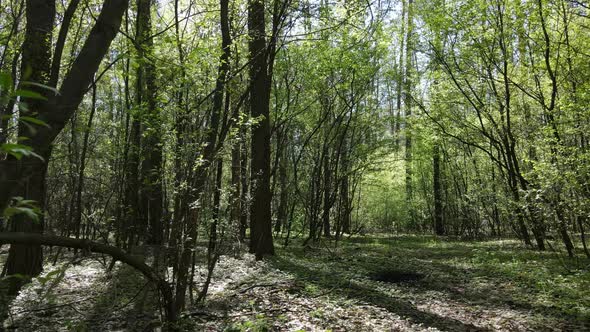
(275, 148), (288, 234)
(239, 134), (249, 241)
(174, 0), (232, 311)
(404, 0), (414, 224)
(322, 151), (331, 237)
(1, 0), (128, 293)
(74, 81), (97, 239)
(136, 0), (163, 245)
(2, 0), (55, 294)
(248, 0), (274, 258)
(433, 143), (444, 235)
(394, 0), (406, 149)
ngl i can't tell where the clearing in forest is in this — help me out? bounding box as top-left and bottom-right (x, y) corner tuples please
(2, 235), (589, 331)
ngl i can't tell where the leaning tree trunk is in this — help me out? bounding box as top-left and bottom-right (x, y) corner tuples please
(0, 232), (177, 322)
(1, 0), (129, 293)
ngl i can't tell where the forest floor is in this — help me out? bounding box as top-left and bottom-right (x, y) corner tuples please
(1, 235), (589, 331)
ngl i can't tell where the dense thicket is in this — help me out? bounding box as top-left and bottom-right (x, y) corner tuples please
(1, 0), (589, 327)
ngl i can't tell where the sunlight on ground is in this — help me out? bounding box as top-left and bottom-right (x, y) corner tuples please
(2, 236), (589, 331)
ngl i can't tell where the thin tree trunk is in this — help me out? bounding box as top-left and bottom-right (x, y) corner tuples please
(136, 0), (163, 245)
(74, 81), (97, 239)
(240, 133), (249, 241)
(433, 143), (444, 235)
(322, 151), (331, 237)
(174, 0), (232, 311)
(404, 0), (414, 224)
(275, 148), (288, 234)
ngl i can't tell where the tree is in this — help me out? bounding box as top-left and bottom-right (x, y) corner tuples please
(1, 0), (128, 293)
(248, 0), (275, 258)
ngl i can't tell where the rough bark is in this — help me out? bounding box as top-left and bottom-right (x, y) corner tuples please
(2, 0), (56, 293)
(1, 0), (129, 292)
(248, 0), (274, 258)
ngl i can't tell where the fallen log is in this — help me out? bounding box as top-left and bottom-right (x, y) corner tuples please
(0, 232), (177, 323)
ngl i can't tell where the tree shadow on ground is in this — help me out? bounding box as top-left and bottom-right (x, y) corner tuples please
(272, 254), (491, 332)
(2, 254), (161, 331)
(84, 263), (160, 331)
(349, 236), (590, 319)
(84, 248), (166, 331)
(275, 236), (590, 331)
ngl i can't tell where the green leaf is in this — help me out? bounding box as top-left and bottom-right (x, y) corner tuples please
(3, 206), (40, 221)
(0, 143), (45, 161)
(20, 116), (50, 128)
(0, 72), (13, 90)
(20, 81), (59, 95)
(12, 89), (47, 100)
(16, 101), (29, 112)
(2, 196), (42, 222)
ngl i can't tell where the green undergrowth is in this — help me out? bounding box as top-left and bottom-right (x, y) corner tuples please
(271, 235), (590, 330)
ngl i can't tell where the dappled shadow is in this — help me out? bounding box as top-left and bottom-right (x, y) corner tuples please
(272, 255), (491, 332)
(0, 278), (15, 328)
(275, 236), (590, 331)
(370, 269), (424, 283)
(3, 251), (162, 331)
(84, 248), (163, 331)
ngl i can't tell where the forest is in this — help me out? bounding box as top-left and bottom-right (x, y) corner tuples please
(0, 0), (589, 330)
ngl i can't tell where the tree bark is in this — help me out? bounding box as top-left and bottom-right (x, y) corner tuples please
(1, 0), (129, 293)
(322, 150), (331, 237)
(136, 0), (163, 245)
(275, 148), (288, 234)
(433, 143), (444, 235)
(2, 0), (56, 293)
(248, 0), (274, 258)
(404, 0), (414, 224)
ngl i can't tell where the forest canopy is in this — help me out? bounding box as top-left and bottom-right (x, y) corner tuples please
(0, 0), (589, 330)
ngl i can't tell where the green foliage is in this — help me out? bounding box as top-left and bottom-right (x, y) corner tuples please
(273, 235), (590, 329)
(0, 142), (43, 160)
(226, 314), (272, 332)
(2, 196), (42, 222)
(63, 319), (88, 332)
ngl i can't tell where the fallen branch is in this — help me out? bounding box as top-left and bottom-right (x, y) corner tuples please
(238, 282), (281, 294)
(311, 287), (335, 298)
(12, 296), (95, 315)
(0, 232), (177, 322)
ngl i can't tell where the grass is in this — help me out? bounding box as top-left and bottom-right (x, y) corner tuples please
(271, 235), (590, 330)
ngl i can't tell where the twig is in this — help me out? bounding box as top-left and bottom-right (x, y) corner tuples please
(115, 281), (150, 311)
(12, 296), (95, 315)
(238, 283), (280, 294)
(311, 287), (335, 298)
(225, 307), (294, 318)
